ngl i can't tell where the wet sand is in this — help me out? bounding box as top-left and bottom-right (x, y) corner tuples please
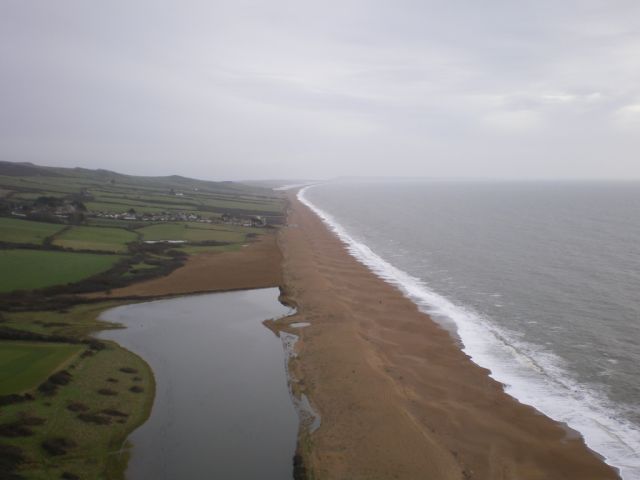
(281, 192), (620, 479)
(89, 234), (282, 299)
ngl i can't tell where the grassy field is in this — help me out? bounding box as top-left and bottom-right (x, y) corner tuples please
(0, 161), (285, 220)
(53, 226), (137, 252)
(84, 201), (171, 214)
(0, 217), (64, 245)
(123, 261), (159, 277)
(198, 196), (283, 213)
(0, 342), (82, 395)
(93, 193), (199, 209)
(0, 161), (284, 479)
(1, 341), (153, 479)
(0, 250), (122, 292)
(1, 302), (127, 338)
(136, 223), (247, 243)
(0, 302), (154, 480)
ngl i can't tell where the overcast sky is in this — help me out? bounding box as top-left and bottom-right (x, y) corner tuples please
(1, 1), (640, 180)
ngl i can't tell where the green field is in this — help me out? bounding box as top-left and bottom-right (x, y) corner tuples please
(53, 225), (138, 252)
(0, 342), (82, 395)
(94, 193), (199, 209)
(0, 336), (153, 479)
(0, 302), (154, 479)
(0, 161), (283, 479)
(198, 196), (282, 213)
(0, 217), (64, 245)
(137, 223), (247, 243)
(0, 162), (285, 221)
(0, 250), (123, 292)
(84, 200), (171, 214)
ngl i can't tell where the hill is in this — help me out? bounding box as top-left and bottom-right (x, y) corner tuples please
(0, 161), (284, 219)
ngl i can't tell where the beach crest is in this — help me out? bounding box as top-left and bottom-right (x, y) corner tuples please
(283, 186), (621, 480)
(298, 185), (639, 479)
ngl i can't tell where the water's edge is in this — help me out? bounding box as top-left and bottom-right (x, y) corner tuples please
(298, 185), (637, 479)
(98, 288), (308, 479)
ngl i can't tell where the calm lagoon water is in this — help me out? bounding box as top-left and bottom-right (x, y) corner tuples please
(99, 288), (297, 480)
(303, 180), (640, 479)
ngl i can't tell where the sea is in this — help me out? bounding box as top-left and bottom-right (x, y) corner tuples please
(300, 180), (640, 479)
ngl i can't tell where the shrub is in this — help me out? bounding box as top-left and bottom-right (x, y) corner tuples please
(49, 370), (72, 386)
(0, 394), (33, 407)
(101, 409), (128, 418)
(76, 413), (111, 425)
(66, 402), (89, 412)
(0, 443), (25, 476)
(97, 388), (117, 396)
(41, 437), (76, 456)
(38, 370), (72, 396)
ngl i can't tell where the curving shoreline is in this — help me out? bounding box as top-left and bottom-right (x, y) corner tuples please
(281, 189), (620, 479)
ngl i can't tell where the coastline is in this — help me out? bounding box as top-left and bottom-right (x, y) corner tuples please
(97, 232), (285, 477)
(281, 190), (620, 479)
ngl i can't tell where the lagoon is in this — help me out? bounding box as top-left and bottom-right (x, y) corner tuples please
(100, 288), (297, 479)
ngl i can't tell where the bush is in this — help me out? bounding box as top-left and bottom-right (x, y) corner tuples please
(101, 409), (128, 418)
(66, 402), (89, 412)
(49, 370), (72, 386)
(0, 394), (33, 407)
(37, 381), (57, 396)
(97, 388), (117, 396)
(41, 437), (76, 456)
(0, 422), (33, 438)
(86, 339), (106, 351)
(38, 370), (72, 396)
(77, 413), (111, 425)
(0, 443), (26, 477)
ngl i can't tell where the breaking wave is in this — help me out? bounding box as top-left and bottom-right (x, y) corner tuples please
(299, 185), (640, 480)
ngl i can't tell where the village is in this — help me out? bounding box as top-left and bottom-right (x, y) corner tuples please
(90, 210), (267, 227)
(6, 194), (268, 227)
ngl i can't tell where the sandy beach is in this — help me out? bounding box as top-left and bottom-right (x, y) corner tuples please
(85, 190), (622, 479)
(281, 191), (620, 480)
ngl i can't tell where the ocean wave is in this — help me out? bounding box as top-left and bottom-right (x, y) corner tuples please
(298, 185), (640, 480)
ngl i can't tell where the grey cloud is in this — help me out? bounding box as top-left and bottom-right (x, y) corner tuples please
(1, 0), (639, 180)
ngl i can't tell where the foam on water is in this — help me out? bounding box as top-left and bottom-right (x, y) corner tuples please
(299, 185), (640, 479)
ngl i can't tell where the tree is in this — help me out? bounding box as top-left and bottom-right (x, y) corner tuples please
(71, 200), (87, 212)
